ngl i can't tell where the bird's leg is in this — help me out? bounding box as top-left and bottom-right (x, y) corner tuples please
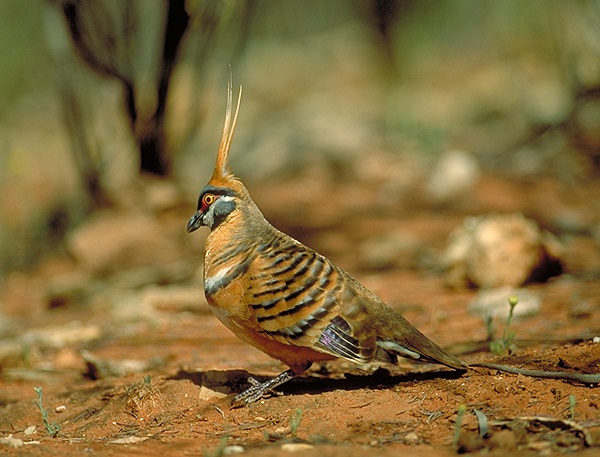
(232, 369), (298, 406)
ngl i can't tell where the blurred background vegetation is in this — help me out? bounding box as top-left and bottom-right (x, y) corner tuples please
(1, 0), (599, 279)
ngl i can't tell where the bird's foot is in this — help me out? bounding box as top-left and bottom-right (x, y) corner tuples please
(232, 369), (296, 407)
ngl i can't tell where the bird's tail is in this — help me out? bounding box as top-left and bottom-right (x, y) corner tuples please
(376, 313), (467, 370)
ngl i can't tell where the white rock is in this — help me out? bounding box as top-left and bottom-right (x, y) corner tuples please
(281, 443), (315, 452)
(426, 149), (479, 203)
(197, 386), (229, 401)
(0, 435), (24, 448)
(404, 432), (420, 445)
(109, 436), (149, 444)
(223, 445), (245, 455)
(442, 213), (563, 289)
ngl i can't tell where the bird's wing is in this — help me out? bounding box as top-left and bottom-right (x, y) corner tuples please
(244, 232), (380, 364)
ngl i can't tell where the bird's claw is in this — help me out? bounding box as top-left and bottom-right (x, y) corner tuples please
(231, 370), (297, 407)
(231, 379), (271, 407)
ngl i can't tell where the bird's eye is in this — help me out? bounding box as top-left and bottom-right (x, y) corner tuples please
(202, 193), (216, 206)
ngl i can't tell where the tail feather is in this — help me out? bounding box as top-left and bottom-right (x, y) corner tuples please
(377, 314), (467, 370)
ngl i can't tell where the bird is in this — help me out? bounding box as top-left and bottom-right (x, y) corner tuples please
(187, 79), (467, 406)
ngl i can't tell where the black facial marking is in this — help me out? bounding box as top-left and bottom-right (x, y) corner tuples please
(211, 198), (236, 228)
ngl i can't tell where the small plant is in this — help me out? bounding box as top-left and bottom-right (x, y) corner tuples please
(289, 407), (304, 440)
(490, 296), (518, 355)
(452, 404), (467, 449)
(34, 387), (61, 438)
(569, 394), (576, 421)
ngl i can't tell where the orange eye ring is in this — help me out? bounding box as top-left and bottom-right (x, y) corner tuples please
(202, 193), (216, 207)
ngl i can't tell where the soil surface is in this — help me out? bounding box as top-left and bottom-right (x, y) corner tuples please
(1, 172), (600, 457)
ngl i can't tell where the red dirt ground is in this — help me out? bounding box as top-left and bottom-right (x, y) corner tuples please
(1, 172), (599, 456)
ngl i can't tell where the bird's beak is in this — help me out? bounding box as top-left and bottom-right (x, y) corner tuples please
(186, 211), (203, 233)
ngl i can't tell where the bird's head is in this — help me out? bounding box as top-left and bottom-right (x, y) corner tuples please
(187, 77), (246, 233)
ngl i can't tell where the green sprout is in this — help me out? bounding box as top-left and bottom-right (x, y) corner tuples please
(490, 296), (518, 356)
(34, 387), (61, 438)
(452, 404), (467, 450)
(289, 407), (304, 439)
(569, 394), (576, 421)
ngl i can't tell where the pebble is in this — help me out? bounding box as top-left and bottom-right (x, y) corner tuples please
(425, 149), (479, 203)
(223, 445), (245, 455)
(281, 443), (315, 452)
(0, 435), (24, 448)
(197, 386), (228, 401)
(109, 436), (148, 445)
(404, 432), (420, 445)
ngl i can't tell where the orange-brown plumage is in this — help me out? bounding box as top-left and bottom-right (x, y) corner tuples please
(187, 80), (466, 405)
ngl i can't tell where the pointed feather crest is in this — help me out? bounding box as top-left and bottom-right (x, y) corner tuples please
(210, 76), (242, 185)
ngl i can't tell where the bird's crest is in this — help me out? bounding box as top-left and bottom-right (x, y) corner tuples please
(210, 76), (242, 187)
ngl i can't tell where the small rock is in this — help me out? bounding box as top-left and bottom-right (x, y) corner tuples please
(0, 435), (24, 448)
(223, 445), (245, 455)
(55, 405), (67, 413)
(280, 443), (315, 452)
(23, 426), (36, 436)
(404, 432), (420, 445)
(197, 386), (229, 401)
(426, 149), (480, 204)
(441, 213), (563, 289)
(469, 287), (540, 320)
(109, 436), (149, 445)
(275, 426), (291, 435)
